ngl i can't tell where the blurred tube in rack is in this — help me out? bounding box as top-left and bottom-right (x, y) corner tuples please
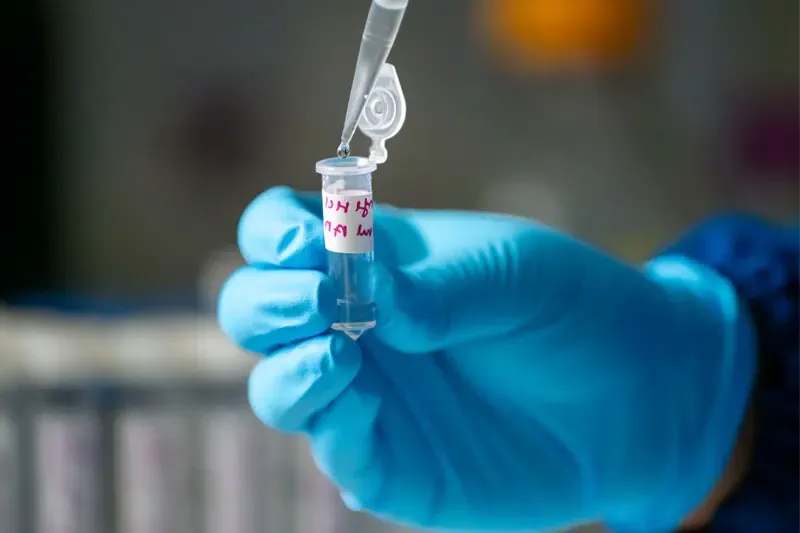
(26, 319), (106, 533)
(202, 407), (275, 533)
(0, 412), (19, 533)
(111, 319), (196, 533)
(115, 411), (193, 533)
(295, 439), (353, 533)
(0, 310), (21, 533)
(34, 409), (103, 533)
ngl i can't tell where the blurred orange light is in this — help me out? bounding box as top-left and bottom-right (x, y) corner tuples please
(479, 0), (650, 73)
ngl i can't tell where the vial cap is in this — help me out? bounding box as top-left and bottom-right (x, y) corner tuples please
(316, 156), (377, 176)
(357, 63), (406, 165)
(375, 0), (408, 8)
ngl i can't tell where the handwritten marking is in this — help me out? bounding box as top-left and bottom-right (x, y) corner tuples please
(322, 190), (375, 254)
(325, 197), (351, 213)
(355, 199), (373, 218)
(324, 221), (348, 237)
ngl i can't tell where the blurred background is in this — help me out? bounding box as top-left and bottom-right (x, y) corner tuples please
(2, 0), (798, 532)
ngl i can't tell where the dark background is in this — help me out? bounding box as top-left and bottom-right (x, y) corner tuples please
(3, 0), (797, 303)
(4, 3), (56, 299)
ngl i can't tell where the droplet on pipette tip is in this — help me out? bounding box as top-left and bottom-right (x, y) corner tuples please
(337, 142), (350, 159)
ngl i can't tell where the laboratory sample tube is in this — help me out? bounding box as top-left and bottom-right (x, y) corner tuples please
(196, 322), (292, 533)
(112, 318), (195, 533)
(202, 407), (260, 533)
(0, 310), (24, 533)
(24, 317), (105, 533)
(295, 438), (353, 533)
(35, 409), (103, 533)
(201, 406), (298, 533)
(316, 157), (378, 341)
(0, 393), (20, 533)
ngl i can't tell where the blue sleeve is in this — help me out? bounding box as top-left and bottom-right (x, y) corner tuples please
(657, 214), (799, 533)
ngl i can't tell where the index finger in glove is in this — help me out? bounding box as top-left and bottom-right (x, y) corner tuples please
(238, 186), (326, 269)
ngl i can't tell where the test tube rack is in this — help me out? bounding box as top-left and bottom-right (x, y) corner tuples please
(0, 310), (411, 533)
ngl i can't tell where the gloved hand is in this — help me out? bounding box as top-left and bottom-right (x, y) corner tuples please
(218, 187), (756, 532)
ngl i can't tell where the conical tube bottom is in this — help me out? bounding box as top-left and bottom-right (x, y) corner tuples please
(332, 321), (376, 342)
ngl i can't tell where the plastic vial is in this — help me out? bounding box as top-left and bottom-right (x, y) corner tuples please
(316, 157), (378, 341)
(318, 62), (407, 340)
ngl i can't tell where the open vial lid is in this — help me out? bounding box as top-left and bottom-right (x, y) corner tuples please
(357, 63), (406, 165)
(322, 62), (406, 171)
(316, 156), (377, 176)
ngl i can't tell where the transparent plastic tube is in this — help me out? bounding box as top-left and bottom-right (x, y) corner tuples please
(0, 398), (19, 533)
(316, 157), (378, 341)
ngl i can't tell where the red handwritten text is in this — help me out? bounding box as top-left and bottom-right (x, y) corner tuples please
(355, 198), (373, 218)
(324, 221), (348, 237)
(323, 222), (376, 239)
(325, 197), (350, 213)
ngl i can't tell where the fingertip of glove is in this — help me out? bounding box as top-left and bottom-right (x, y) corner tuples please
(217, 266), (337, 353)
(238, 187), (295, 241)
(247, 333), (363, 431)
(317, 332), (364, 377)
(216, 265), (252, 344)
(238, 186), (325, 267)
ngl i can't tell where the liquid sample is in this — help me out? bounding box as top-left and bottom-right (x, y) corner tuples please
(328, 245), (377, 341)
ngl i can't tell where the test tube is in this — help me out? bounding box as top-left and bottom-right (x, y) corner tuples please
(22, 317), (105, 533)
(0, 406), (19, 533)
(317, 157), (378, 341)
(112, 318), (196, 533)
(0, 311), (22, 533)
(294, 438), (353, 533)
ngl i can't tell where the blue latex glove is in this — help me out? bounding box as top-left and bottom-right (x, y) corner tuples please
(218, 187), (757, 532)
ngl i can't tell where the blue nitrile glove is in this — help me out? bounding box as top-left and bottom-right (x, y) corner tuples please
(218, 187), (757, 532)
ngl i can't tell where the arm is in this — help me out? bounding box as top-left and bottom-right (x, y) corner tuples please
(658, 214), (799, 532)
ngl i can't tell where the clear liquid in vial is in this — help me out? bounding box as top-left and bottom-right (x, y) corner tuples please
(328, 249), (376, 341)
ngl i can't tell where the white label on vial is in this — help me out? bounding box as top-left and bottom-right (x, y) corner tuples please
(322, 191), (374, 254)
(0, 414), (18, 533)
(35, 413), (101, 533)
(116, 413), (189, 533)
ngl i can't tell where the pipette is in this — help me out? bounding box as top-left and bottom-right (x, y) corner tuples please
(337, 0), (409, 159)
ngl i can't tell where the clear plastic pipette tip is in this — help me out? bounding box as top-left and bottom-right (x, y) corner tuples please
(339, 0), (408, 149)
